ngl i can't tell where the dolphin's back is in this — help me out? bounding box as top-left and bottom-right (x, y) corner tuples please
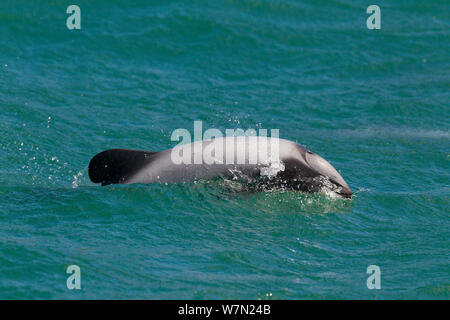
(88, 137), (352, 198)
(88, 137), (297, 185)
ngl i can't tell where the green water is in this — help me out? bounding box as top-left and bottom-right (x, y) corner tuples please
(0, 0), (449, 299)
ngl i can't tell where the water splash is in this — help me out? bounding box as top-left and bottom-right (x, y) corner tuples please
(72, 170), (84, 188)
(260, 158), (285, 178)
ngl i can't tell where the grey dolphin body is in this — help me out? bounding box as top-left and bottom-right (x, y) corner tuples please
(88, 136), (352, 198)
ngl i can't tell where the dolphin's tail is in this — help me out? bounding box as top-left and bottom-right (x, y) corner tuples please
(88, 149), (157, 186)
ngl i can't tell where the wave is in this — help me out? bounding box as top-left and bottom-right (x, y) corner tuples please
(336, 127), (450, 139)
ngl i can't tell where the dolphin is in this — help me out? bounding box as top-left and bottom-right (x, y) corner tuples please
(88, 136), (352, 198)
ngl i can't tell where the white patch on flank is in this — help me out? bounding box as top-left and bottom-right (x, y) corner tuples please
(260, 158), (285, 178)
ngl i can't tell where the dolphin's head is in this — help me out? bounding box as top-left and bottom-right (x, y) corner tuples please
(302, 149), (352, 198)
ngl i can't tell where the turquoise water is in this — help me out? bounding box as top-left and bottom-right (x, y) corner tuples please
(0, 0), (449, 299)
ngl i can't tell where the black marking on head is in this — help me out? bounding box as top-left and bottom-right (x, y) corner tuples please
(88, 149), (157, 186)
(274, 157), (352, 197)
(277, 157), (317, 180)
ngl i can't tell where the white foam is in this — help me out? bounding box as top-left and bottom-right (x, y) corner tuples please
(260, 158), (285, 178)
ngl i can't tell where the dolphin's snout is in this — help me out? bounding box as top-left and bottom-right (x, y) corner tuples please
(304, 151), (352, 198)
(332, 181), (353, 199)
